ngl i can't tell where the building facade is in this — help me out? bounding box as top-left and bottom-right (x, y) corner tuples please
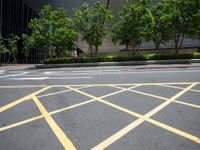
(0, 0), (49, 39)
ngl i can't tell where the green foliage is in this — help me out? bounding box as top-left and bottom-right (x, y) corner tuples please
(193, 52), (200, 58)
(112, 0), (154, 50)
(23, 35), (35, 62)
(9, 35), (18, 64)
(0, 41), (8, 54)
(151, 0), (172, 49)
(188, 1), (200, 40)
(161, 0), (199, 54)
(73, 1), (113, 57)
(28, 5), (78, 58)
(44, 52), (200, 64)
(0, 41), (8, 64)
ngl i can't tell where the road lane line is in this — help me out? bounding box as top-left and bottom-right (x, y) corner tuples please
(111, 85), (200, 109)
(0, 86), (51, 113)
(0, 72), (29, 79)
(92, 84), (199, 149)
(157, 84), (200, 93)
(0, 85), (47, 88)
(7, 76), (93, 80)
(0, 82), (199, 88)
(32, 95), (76, 150)
(65, 84), (200, 149)
(0, 86), (134, 132)
(38, 86), (90, 98)
(0, 116), (43, 132)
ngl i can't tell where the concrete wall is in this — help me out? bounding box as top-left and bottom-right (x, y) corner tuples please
(80, 48), (198, 57)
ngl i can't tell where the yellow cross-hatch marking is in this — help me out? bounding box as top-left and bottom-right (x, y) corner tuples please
(64, 84), (200, 150)
(0, 82), (200, 149)
(0, 85), (140, 132)
(0, 86), (52, 113)
(32, 95), (76, 150)
(110, 85), (200, 109)
(157, 84), (200, 93)
(92, 83), (200, 150)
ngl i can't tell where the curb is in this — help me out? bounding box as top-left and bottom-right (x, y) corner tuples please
(35, 59), (200, 69)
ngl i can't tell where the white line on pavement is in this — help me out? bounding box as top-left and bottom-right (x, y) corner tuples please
(7, 76), (92, 80)
(0, 72), (29, 79)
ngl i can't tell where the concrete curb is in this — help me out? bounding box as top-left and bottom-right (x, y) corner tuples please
(35, 59), (200, 69)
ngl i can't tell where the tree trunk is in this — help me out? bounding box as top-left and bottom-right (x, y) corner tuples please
(131, 39), (136, 56)
(174, 34), (180, 56)
(89, 44), (93, 58)
(13, 54), (17, 64)
(125, 43), (128, 50)
(26, 56), (28, 64)
(95, 45), (98, 58)
(0, 54), (1, 65)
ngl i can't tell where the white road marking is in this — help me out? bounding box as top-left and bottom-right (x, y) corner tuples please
(7, 76), (92, 80)
(0, 72), (29, 79)
(9, 77), (49, 80)
(5, 68), (200, 78)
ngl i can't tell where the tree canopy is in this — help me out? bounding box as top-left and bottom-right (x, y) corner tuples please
(28, 5), (78, 58)
(73, 1), (113, 57)
(112, 0), (154, 51)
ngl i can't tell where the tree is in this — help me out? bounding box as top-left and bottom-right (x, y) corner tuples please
(111, 0), (154, 52)
(0, 41), (8, 65)
(23, 35), (35, 63)
(151, 0), (172, 49)
(8, 35), (18, 64)
(165, 0), (199, 55)
(28, 5), (78, 58)
(73, 1), (113, 57)
(187, 1), (200, 40)
(51, 8), (78, 57)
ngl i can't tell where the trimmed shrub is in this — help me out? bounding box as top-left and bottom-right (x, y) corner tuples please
(43, 53), (200, 64)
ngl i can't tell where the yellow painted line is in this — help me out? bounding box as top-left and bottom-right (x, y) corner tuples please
(50, 100), (96, 115)
(144, 84), (196, 117)
(174, 101), (200, 109)
(111, 85), (200, 109)
(0, 116), (43, 132)
(0, 86), (140, 132)
(32, 95), (76, 150)
(0, 86), (51, 113)
(66, 84), (200, 149)
(157, 84), (200, 93)
(38, 86), (90, 98)
(0, 100), (95, 132)
(92, 118), (145, 150)
(110, 85), (168, 100)
(53, 82), (199, 87)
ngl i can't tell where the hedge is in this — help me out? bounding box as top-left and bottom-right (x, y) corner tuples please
(44, 53), (200, 64)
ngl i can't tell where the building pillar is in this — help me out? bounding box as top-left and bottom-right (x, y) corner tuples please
(0, 0), (3, 38)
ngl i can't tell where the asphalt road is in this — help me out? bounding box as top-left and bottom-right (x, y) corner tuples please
(0, 64), (200, 150)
